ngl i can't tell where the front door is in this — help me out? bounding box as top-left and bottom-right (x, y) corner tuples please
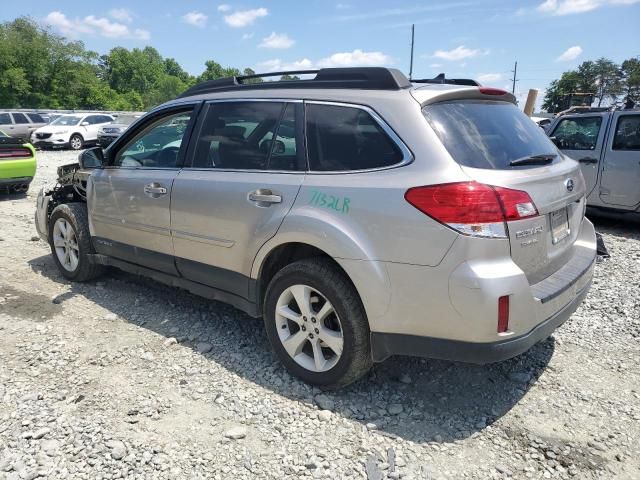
(599, 112), (640, 208)
(171, 100), (305, 299)
(88, 105), (198, 274)
(550, 114), (608, 201)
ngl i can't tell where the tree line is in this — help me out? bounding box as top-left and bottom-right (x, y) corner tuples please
(543, 57), (639, 113)
(0, 17), (266, 111)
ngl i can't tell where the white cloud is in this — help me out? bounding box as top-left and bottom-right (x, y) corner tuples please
(109, 8), (132, 23)
(242, 32), (254, 40)
(224, 8), (268, 27)
(256, 49), (392, 72)
(256, 58), (314, 72)
(336, 3), (351, 8)
(477, 73), (503, 83)
(317, 49), (393, 68)
(556, 45), (583, 61)
(429, 63), (443, 68)
(536, 0), (638, 15)
(432, 45), (487, 61)
(182, 11), (208, 28)
(259, 32), (295, 49)
(44, 11), (150, 40)
(217, 4), (232, 12)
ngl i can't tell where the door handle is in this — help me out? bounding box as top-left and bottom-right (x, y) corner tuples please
(248, 189), (282, 204)
(578, 157), (598, 164)
(144, 183), (168, 197)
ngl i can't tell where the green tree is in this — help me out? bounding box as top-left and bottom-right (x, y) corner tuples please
(197, 60), (241, 82)
(280, 74), (301, 81)
(621, 58), (640, 103)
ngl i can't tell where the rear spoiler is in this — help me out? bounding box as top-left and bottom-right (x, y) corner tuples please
(413, 87), (517, 107)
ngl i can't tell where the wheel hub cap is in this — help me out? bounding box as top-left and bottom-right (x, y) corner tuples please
(52, 218), (79, 272)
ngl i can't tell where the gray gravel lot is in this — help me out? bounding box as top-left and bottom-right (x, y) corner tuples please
(1, 149), (639, 479)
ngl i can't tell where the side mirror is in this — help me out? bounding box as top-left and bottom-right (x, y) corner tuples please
(81, 121), (89, 126)
(79, 147), (104, 169)
(272, 140), (286, 155)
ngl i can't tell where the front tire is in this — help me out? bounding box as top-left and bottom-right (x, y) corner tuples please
(48, 203), (104, 282)
(69, 134), (83, 150)
(264, 258), (372, 389)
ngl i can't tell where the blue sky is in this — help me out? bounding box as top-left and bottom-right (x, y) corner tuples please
(3, 1), (640, 108)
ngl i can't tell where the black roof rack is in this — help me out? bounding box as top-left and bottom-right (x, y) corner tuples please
(178, 67), (412, 98)
(411, 73), (479, 87)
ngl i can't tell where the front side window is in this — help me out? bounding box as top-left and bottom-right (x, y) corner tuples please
(112, 110), (193, 168)
(613, 116), (640, 151)
(306, 104), (403, 171)
(551, 117), (602, 151)
(12, 113), (29, 124)
(191, 101), (292, 170)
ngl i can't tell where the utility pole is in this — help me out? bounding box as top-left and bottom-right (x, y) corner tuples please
(510, 61), (518, 94)
(409, 24), (415, 80)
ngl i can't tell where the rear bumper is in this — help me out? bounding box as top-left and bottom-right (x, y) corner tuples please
(0, 176), (33, 186)
(371, 274), (592, 363)
(0, 158), (36, 181)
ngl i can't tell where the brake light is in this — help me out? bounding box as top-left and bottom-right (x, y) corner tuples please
(479, 87), (508, 96)
(404, 182), (538, 238)
(498, 295), (510, 333)
(0, 147), (32, 159)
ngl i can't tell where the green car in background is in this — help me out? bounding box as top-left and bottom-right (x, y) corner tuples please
(0, 129), (36, 193)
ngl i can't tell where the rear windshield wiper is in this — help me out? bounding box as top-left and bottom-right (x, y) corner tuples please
(509, 154), (557, 166)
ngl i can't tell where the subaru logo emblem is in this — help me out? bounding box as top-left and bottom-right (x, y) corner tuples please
(565, 178), (575, 192)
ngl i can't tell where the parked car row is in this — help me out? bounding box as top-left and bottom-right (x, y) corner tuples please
(0, 111), (142, 150)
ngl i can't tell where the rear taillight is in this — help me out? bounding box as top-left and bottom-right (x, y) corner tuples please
(0, 147), (32, 159)
(479, 87), (508, 96)
(405, 181), (538, 238)
(498, 295), (510, 333)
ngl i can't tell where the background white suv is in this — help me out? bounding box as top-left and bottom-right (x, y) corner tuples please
(31, 113), (114, 150)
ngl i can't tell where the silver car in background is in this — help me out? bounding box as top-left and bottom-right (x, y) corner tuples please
(35, 68), (597, 388)
(547, 108), (640, 214)
(97, 114), (142, 148)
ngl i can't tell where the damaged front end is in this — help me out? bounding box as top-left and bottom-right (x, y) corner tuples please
(35, 163), (90, 242)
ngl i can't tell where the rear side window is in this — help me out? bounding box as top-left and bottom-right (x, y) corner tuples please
(551, 117), (602, 150)
(12, 113), (29, 124)
(306, 104), (403, 171)
(423, 101), (558, 169)
(191, 101), (298, 171)
(27, 113), (44, 123)
(0, 113), (11, 124)
(613, 116), (640, 151)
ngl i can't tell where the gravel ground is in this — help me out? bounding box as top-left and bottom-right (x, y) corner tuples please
(1, 149), (639, 480)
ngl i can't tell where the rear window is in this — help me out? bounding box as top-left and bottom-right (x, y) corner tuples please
(423, 100), (557, 169)
(27, 113), (44, 123)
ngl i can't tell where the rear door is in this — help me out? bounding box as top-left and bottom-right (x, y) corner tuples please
(599, 112), (640, 208)
(549, 114), (608, 199)
(10, 113), (31, 141)
(88, 104), (198, 274)
(170, 100), (305, 299)
(424, 99), (587, 284)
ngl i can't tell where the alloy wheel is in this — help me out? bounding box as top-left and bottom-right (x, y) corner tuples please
(275, 284), (344, 372)
(52, 218), (79, 272)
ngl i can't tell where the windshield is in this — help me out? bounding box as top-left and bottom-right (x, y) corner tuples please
(50, 115), (82, 126)
(112, 115), (138, 125)
(423, 100), (558, 169)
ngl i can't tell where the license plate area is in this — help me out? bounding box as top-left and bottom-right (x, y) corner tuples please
(550, 207), (570, 244)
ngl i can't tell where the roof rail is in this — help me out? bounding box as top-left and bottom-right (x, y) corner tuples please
(411, 73), (480, 87)
(556, 106), (613, 117)
(178, 67), (412, 98)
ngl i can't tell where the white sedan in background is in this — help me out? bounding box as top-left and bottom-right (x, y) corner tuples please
(31, 113), (114, 150)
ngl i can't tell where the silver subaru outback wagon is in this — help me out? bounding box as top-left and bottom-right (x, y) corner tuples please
(35, 68), (597, 388)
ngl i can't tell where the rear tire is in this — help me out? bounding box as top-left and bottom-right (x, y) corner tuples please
(48, 203), (104, 282)
(69, 134), (83, 150)
(264, 258), (372, 389)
